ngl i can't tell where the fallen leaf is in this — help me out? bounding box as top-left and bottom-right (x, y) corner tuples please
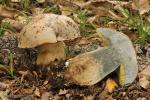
(41, 92), (50, 100)
(43, 80), (49, 85)
(139, 67), (150, 89)
(36, 0), (45, 3)
(59, 6), (73, 16)
(47, 0), (80, 10)
(132, 0), (150, 15)
(98, 89), (114, 100)
(105, 78), (118, 93)
(65, 93), (71, 99)
(0, 5), (18, 18)
(34, 87), (40, 97)
(51, 95), (61, 100)
(22, 88), (34, 94)
(11, 0), (19, 2)
(0, 82), (9, 89)
(136, 97), (147, 100)
(58, 89), (68, 95)
(84, 95), (94, 100)
(0, 90), (9, 100)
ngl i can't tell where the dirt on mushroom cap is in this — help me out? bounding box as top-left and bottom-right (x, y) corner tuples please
(18, 14), (80, 48)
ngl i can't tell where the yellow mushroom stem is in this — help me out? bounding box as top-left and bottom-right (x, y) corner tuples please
(36, 41), (66, 66)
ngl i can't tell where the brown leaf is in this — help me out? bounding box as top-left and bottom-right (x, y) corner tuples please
(84, 95), (94, 100)
(59, 6), (73, 16)
(0, 5), (18, 18)
(37, 0), (45, 3)
(43, 80), (49, 85)
(22, 88), (34, 94)
(11, 0), (19, 3)
(34, 87), (40, 97)
(47, 0), (80, 10)
(98, 89), (114, 100)
(41, 92), (50, 100)
(58, 89), (68, 95)
(132, 0), (150, 15)
(0, 82), (9, 89)
(0, 90), (9, 100)
(139, 67), (150, 89)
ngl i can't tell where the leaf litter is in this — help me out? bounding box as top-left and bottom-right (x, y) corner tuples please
(0, 0), (150, 99)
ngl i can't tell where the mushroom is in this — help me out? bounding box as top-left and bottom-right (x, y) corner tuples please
(18, 14), (80, 66)
(64, 28), (138, 86)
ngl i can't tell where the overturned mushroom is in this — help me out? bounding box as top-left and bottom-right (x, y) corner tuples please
(64, 28), (138, 86)
(18, 14), (80, 66)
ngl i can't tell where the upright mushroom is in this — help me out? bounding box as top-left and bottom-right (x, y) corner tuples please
(18, 14), (80, 66)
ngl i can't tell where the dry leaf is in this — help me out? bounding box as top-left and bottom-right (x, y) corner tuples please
(65, 93), (71, 99)
(43, 80), (49, 85)
(22, 88), (34, 94)
(132, 0), (150, 15)
(98, 89), (114, 100)
(36, 0), (45, 3)
(139, 67), (150, 89)
(0, 90), (9, 100)
(0, 5), (18, 18)
(59, 6), (73, 16)
(34, 87), (40, 97)
(47, 0), (80, 10)
(105, 78), (118, 93)
(58, 89), (68, 95)
(84, 95), (94, 100)
(41, 92), (50, 100)
(79, 0), (114, 9)
(0, 82), (9, 89)
(11, 0), (19, 2)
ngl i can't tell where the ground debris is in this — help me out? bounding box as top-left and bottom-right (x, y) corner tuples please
(0, 35), (36, 69)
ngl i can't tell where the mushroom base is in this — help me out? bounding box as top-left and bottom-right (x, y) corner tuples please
(36, 42), (66, 66)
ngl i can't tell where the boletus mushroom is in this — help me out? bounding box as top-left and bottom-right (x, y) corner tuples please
(64, 28), (138, 86)
(18, 14), (80, 66)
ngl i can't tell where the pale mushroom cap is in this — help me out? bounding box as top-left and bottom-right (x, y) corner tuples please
(18, 14), (80, 48)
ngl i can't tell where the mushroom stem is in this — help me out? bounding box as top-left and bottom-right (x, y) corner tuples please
(36, 41), (66, 66)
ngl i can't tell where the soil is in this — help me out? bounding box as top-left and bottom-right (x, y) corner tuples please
(0, 35), (149, 100)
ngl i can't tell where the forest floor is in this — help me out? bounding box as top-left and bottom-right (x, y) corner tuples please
(0, 0), (150, 100)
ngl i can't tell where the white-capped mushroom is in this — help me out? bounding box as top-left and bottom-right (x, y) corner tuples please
(18, 14), (80, 66)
